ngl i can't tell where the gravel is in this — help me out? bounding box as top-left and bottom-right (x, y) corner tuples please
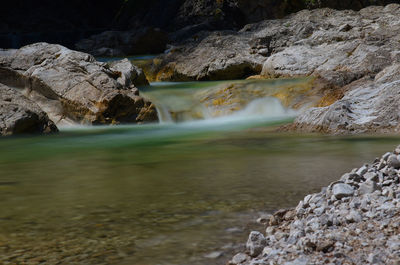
(229, 145), (400, 265)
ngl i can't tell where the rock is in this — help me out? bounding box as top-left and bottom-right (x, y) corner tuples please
(256, 213), (272, 225)
(230, 253), (249, 265)
(230, 145), (400, 264)
(152, 31), (264, 81)
(359, 181), (381, 195)
(341, 173), (362, 183)
(367, 253), (382, 264)
(345, 210), (362, 223)
(364, 172), (379, 182)
(246, 231), (267, 257)
(204, 251), (223, 259)
(108, 59), (149, 87)
(0, 43), (158, 128)
(284, 257), (309, 265)
(75, 27), (169, 56)
(255, 4), (400, 134)
(332, 183), (354, 199)
(387, 155), (400, 169)
(0, 83), (57, 135)
(356, 166), (369, 177)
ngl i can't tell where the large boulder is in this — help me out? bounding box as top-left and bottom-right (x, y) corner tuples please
(260, 4), (400, 133)
(0, 83), (57, 136)
(75, 27), (169, 56)
(149, 31), (265, 81)
(149, 3), (400, 134)
(292, 63), (400, 134)
(0, 43), (158, 128)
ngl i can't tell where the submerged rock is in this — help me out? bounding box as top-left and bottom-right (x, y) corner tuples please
(0, 83), (57, 135)
(0, 43), (158, 131)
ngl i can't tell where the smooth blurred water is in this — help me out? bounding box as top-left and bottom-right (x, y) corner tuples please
(1, 80), (399, 265)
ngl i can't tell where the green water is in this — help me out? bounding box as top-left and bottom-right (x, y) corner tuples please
(1, 81), (400, 265)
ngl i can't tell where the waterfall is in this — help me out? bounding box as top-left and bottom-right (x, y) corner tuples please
(140, 80), (299, 124)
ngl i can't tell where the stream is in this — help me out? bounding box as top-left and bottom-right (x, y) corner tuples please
(1, 79), (400, 265)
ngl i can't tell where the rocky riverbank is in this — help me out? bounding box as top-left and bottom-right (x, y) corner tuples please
(229, 145), (400, 265)
(0, 43), (158, 136)
(145, 4), (400, 134)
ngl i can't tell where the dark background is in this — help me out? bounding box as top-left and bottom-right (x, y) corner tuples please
(1, 0), (397, 49)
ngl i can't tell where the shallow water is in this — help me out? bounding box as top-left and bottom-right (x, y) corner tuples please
(1, 80), (400, 265)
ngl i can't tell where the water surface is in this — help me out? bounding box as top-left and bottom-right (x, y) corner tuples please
(0, 80), (399, 265)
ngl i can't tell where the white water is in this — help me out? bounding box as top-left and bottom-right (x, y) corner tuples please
(60, 80), (298, 142)
(140, 81), (297, 126)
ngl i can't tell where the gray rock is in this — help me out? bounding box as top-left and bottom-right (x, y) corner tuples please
(388, 155), (400, 169)
(341, 173), (362, 183)
(204, 251), (223, 259)
(359, 181), (380, 195)
(382, 152), (392, 161)
(152, 31), (264, 81)
(356, 166), (368, 176)
(346, 210), (362, 223)
(249, 259), (267, 265)
(0, 83), (58, 135)
(0, 43), (158, 128)
(230, 253), (248, 265)
(108, 58), (149, 87)
(284, 257), (309, 265)
(246, 231), (267, 257)
(364, 172), (379, 182)
(367, 253), (382, 264)
(333, 183), (354, 199)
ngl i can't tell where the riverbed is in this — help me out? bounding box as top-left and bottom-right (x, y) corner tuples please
(1, 80), (399, 265)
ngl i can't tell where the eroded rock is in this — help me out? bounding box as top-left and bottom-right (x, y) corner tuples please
(0, 43), (158, 128)
(0, 83), (57, 135)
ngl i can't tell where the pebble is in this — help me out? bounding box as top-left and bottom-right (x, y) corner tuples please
(388, 155), (400, 169)
(332, 183), (354, 199)
(230, 253), (248, 264)
(204, 251), (224, 259)
(246, 231), (267, 257)
(230, 146), (400, 265)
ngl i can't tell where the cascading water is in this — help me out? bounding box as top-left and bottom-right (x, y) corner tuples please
(139, 79), (299, 127)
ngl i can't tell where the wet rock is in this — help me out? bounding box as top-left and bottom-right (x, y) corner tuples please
(333, 183), (354, 199)
(246, 231), (266, 257)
